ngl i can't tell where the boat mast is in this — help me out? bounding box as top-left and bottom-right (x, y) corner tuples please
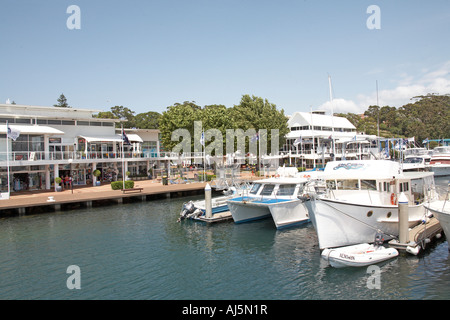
(328, 75), (336, 160)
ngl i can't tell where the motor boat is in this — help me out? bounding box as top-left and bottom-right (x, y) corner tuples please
(227, 176), (310, 228)
(306, 160), (438, 249)
(429, 146), (450, 177)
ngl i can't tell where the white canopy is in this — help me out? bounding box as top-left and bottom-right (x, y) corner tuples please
(0, 124), (64, 135)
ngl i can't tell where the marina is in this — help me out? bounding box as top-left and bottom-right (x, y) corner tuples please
(0, 178), (449, 300)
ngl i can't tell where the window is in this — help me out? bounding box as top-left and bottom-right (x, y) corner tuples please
(61, 120), (75, 125)
(102, 122), (114, 127)
(361, 180), (377, 190)
(400, 182), (409, 192)
(260, 184), (275, 196)
(77, 121), (89, 126)
(276, 184), (297, 196)
(326, 180), (336, 189)
(336, 179), (359, 190)
(90, 121), (102, 126)
(48, 120), (62, 125)
(250, 183), (262, 195)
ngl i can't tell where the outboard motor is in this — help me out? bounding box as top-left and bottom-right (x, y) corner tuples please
(374, 231), (385, 247)
(179, 201), (196, 221)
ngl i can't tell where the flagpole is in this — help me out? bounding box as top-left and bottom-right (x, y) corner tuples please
(203, 130), (206, 181)
(121, 124), (125, 191)
(6, 121), (10, 195)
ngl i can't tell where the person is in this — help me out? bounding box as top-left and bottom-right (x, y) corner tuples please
(64, 175), (69, 189)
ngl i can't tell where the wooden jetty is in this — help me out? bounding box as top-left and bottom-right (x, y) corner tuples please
(389, 217), (443, 255)
(196, 211), (233, 223)
(0, 180), (212, 217)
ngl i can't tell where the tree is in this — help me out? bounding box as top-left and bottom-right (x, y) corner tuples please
(134, 111), (162, 129)
(54, 94), (71, 108)
(230, 95), (289, 155)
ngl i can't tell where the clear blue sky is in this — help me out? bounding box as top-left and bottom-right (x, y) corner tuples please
(1, 0), (450, 115)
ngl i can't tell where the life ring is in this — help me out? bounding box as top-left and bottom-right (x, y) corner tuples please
(303, 175), (311, 178)
(390, 193), (397, 205)
(275, 174), (280, 178)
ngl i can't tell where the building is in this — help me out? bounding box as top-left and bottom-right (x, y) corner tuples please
(0, 104), (163, 193)
(282, 111), (378, 168)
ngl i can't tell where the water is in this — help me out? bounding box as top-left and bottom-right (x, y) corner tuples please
(1, 178), (449, 300)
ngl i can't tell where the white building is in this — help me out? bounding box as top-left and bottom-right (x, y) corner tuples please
(0, 104), (162, 192)
(283, 111), (378, 168)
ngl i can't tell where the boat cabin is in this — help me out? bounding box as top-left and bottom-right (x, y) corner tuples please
(322, 160), (436, 206)
(247, 177), (308, 199)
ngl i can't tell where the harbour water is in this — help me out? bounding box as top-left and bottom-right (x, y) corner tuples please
(0, 178), (449, 300)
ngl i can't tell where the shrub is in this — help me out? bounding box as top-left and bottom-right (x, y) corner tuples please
(111, 180), (135, 190)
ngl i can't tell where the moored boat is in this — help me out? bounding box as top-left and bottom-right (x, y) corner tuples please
(429, 146), (450, 177)
(307, 160), (438, 249)
(227, 176), (309, 228)
(321, 243), (399, 268)
(424, 186), (450, 250)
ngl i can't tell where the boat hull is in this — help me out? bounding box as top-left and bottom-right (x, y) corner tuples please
(227, 198), (272, 223)
(267, 199), (310, 229)
(425, 200), (450, 250)
(430, 164), (450, 177)
(310, 197), (425, 249)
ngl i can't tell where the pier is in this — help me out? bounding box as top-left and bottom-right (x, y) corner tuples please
(0, 180), (218, 217)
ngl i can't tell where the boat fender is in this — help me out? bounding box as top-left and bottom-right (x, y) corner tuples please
(390, 193), (397, 205)
(303, 175), (311, 178)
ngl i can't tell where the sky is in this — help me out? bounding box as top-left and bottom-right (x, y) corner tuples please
(1, 0), (450, 116)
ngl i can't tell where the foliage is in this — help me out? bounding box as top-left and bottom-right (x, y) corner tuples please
(93, 169), (101, 177)
(111, 181), (135, 190)
(337, 94), (450, 144)
(55, 177), (62, 184)
(54, 94), (70, 108)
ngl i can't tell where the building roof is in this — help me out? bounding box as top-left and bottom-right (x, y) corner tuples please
(288, 112), (355, 129)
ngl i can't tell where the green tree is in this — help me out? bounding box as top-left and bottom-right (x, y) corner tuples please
(134, 111), (162, 129)
(54, 93), (70, 108)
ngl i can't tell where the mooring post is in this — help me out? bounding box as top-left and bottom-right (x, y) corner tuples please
(205, 183), (212, 219)
(398, 192), (409, 245)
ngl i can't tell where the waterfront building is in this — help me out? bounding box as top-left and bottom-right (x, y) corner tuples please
(282, 111), (378, 168)
(0, 104), (163, 193)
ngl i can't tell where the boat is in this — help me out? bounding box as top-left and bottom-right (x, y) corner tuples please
(178, 184), (248, 222)
(321, 243), (399, 268)
(306, 160), (438, 249)
(227, 176), (310, 228)
(429, 146), (450, 177)
(424, 185), (450, 250)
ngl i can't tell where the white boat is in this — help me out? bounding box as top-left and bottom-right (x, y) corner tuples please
(179, 185), (248, 221)
(307, 160), (438, 249)
(321, 243), (399, 268)
(424, 190), (450, 250)
(429, 146), (450, 177)
(227, 176), (310, 228)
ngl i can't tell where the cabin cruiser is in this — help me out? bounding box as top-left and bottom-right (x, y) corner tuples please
(424, 184), (450, 251)
(227, 176), (310, 229)
(306, 160), (438, 249)
(429, 146), (450, 177)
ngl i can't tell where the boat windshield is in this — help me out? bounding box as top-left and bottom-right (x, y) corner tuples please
(260, 184), (275, 196)
(336, 179), (359, 190)
(276, 184), (297, 196)
(404, 157), (423, 164)
(250, 183), (262, 195)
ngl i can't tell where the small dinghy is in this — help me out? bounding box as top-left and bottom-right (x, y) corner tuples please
(321, 243), (399, 268)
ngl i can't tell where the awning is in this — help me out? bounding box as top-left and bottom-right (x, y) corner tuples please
(78, 135), (123, 143)
(125, 134), (143, 143)
(78, 134), (144, 143)
(0, 124), (64, 135)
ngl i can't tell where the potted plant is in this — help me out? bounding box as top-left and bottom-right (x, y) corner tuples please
(55, 177), (62, 192)
(93, 169), (101, 186)
(126, 171), (131, 180)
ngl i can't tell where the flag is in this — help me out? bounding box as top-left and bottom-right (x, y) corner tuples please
(121, 128), (131, 145)
(293, 136), (302, 146)
(251, 132), (259, 143)
(7, 123), (20, 141)
(200, 131), (205, 146)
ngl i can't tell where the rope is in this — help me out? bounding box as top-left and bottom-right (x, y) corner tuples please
(319, 198), (398, 240)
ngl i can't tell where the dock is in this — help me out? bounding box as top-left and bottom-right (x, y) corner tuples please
(195, 210), (233, 223)
(389, 217), (443, 255)
(0, 180), (214, 217)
